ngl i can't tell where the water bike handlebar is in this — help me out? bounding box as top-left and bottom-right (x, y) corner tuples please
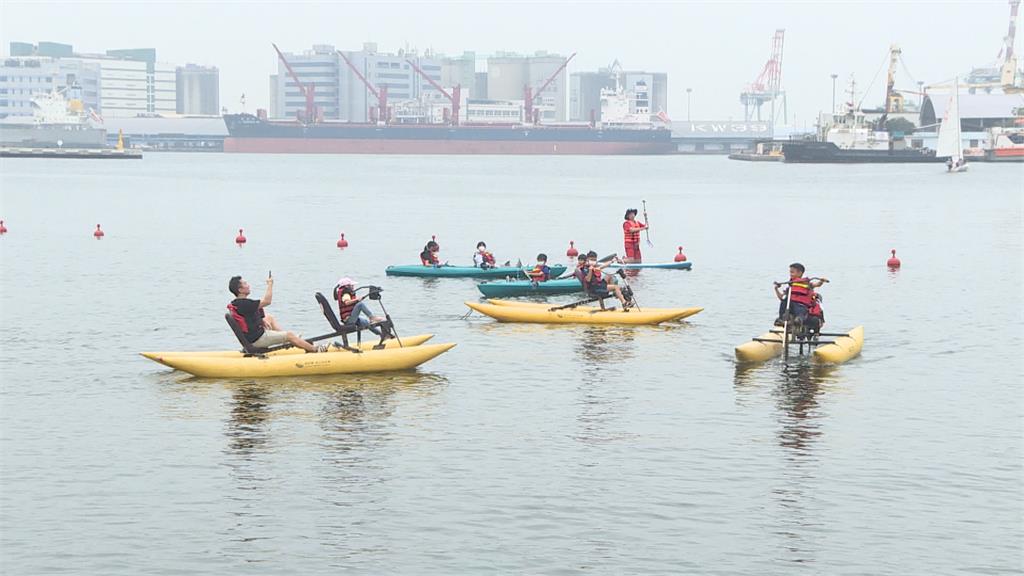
(774, 277), (829, 287)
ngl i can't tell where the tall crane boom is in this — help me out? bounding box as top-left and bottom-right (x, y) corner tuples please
(273, 43), (317, 123)
(878, 44), (904, 130)
(523, 52), (576, 124)
(1002, 0), (1021, 86)
(740, 29), (786, 125)
(336, 50), (389, 124)
(406, 59), (461, 125)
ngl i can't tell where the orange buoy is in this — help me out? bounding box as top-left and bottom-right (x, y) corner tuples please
(0, 220), (7, 234)
(887, 249), (901, 269)
(674, 246), (687, 262)
(566, 240), (579, 258)
(337, 233), (349, 248)
(93, 224), (105, 239)
(235, 228), (247, 245)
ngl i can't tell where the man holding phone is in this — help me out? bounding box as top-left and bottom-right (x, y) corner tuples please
(227, 274), (324, 352)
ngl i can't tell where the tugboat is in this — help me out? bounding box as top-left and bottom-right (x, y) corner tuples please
(783, 77), (940, 163)
(785, 48), (943, 164)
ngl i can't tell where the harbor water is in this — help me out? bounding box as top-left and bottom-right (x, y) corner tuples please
(1, 154), (1021, 574)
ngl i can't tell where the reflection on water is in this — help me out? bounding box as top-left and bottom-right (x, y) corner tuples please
(773, 363), (839, 454)
(225, 382), (274, 456)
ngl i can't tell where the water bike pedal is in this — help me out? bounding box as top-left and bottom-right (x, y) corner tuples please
(331, 341), (363, 354)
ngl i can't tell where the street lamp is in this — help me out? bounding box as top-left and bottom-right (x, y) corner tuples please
(686, 88), (692, 122)
(830, 73), (838, 115)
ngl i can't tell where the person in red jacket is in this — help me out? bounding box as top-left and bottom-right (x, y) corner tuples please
(622, 208), (648, 263)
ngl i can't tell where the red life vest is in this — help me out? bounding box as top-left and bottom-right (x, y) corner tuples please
(421, 250), (439, 265)
(623, 220), (644, 244)
(789, 278), (814, 306)
(583, 265), (604, 289)
(336, 289), (358, 321)
(808, 293), (823, 318)
(481, 251), (495, 265)
(529, 264), (550, 281)
(227, 303), (248, 332)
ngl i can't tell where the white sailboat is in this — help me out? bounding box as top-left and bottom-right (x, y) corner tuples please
(937, 77), (968, 172)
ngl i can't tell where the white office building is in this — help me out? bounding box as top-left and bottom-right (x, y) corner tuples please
(0, 57), (100, 118)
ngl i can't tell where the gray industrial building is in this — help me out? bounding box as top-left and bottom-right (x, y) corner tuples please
(6, 41), (186, 117)
(0, 56), (100, 118)
(176, 64), (219, 115)
(570, 65), (668, 122)
(271, 43), (447, 122)
(486, 51), (568, 122)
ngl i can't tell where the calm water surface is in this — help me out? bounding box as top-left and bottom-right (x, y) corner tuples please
(1, 154), (1022, 575)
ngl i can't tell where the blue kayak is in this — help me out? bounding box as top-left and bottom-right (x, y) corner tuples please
(477, 276), (584, 297)
(606, 261), (692, 270)
(386, 264), (568, 279)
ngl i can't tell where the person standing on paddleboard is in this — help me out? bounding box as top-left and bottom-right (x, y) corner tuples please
(227, 275), (325, 353)
(623, 208), (648, 263)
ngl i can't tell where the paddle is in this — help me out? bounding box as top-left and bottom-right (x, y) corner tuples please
(642, 200), (654, 248)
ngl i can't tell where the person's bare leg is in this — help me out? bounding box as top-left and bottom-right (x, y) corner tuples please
(286, 331), (317, 352)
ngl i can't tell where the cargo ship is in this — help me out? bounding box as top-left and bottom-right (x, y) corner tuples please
(222, 113), (676, 155)
(0, 89), (106, 149)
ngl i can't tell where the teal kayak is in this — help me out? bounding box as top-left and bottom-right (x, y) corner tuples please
(477, 276), (584, 297)
(386, 264), (567, 279)
(607, 261), (692, 270)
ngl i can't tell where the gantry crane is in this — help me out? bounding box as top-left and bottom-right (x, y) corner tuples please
(740, 29), (786, 125)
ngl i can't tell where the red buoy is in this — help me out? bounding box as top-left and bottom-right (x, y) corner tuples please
(887, 249), (901, 269)
(566, 240), (579, 258)
(431, 234), (439, 249)
(0, 220), (7, 234)
(235, 228), (247, 245)
(337, 233), (349, 248)
(93, 224), (105, 239)
(674, 246), (687, 262)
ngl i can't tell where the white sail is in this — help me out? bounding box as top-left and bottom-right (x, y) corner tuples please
(936, 78), (962, 160)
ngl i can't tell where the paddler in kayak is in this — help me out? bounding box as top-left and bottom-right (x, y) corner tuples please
(623, 208), (649, 263)
(525, 253), (551, 284)
(420, 240), (441, 266)
(473, 241), (497, 269)
(228, 275), (326, 353)
(773, 263), (828, 327)
(578, 250), (629, 309)
(334, 277), (389, 337)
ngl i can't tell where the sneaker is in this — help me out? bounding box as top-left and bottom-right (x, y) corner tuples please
(315, 344), (329, 353)
(773, 318), (784, 327)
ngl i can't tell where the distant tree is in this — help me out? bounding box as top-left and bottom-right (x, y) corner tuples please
(884, 117), (916, 135)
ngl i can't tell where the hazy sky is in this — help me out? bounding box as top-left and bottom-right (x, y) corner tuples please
(1, 1), (1018, 125)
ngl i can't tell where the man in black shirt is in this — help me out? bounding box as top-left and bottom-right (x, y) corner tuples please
(228, 275), (323, 352)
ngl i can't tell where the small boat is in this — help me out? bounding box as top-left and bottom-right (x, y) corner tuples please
(141, 333), (434, 365)
(606, 261), (693, 270)
(148, 342), (456, 378)
(735, 326), (863, 364)
(466, 299), (702, 325)
(937, 76), (968, 173)
(476, 277), (583, 297)
(386, 264), (567, 279)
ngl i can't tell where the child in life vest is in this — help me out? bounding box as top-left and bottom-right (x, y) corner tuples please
(473, 241), (497, 269)
(420, 240), (440, 266)
(525, 253), (551, 283)
(334, 277), (385, 336)
(774, 262), (828, 326)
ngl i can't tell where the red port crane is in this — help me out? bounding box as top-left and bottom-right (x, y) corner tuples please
(740, 29), (786, 123)
(272, 43), (317, 123)
(336, 50), (389, 124)
(523, 52), (576, 124)
(406, 59), (461, 125)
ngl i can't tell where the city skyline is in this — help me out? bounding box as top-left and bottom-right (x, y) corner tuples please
(1, 1), (1019, 126)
